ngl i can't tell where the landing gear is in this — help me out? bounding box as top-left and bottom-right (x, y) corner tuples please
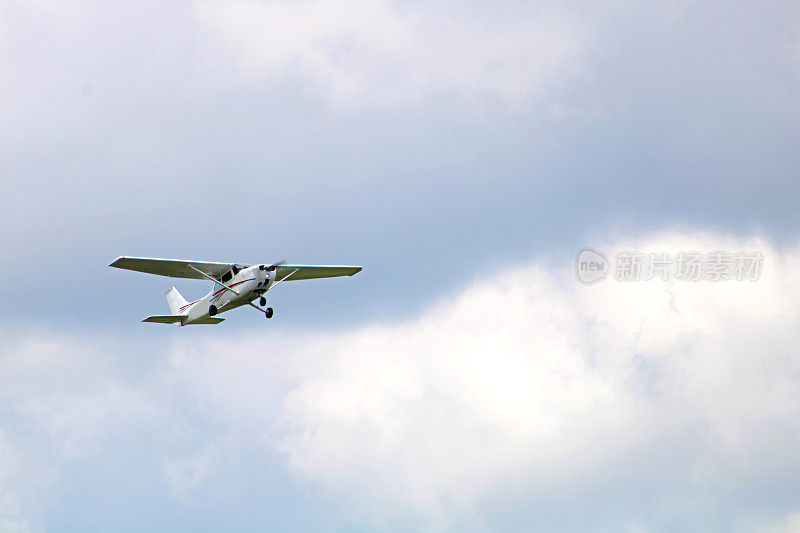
(259, 297), (266, 307)
(265, 307), (273, 319)
(209, 305), (218, 316)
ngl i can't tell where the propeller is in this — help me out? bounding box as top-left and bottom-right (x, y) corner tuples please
(259, 259), (286, 272)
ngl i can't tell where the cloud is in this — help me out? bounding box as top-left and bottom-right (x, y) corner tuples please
(2, 231), (800, 529)
(193, 0), (588, 106)
(0, 432), (32, 533)
(272, 230), (800, 527)
(0, 333), (170, 530)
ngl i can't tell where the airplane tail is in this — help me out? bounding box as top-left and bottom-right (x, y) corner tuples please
(165, 286), (188, 315)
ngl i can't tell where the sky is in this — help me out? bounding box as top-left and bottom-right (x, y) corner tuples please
(2, 0), (800, 531)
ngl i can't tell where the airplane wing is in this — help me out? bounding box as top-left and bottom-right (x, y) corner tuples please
(275, 265), (362, 281)
(109, 257), (244, 280)
(109, 257), (361, 282)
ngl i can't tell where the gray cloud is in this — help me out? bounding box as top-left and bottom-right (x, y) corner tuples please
(193, 0), (588, 107)
(3, 2), (800, 328)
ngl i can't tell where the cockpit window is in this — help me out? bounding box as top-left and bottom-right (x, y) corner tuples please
(221, 271), (233, 283)
(232, 265), (240, 276)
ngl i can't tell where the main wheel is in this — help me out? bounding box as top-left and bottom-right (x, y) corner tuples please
(209, 305), (217, 316)
(265, 307), (274, 319)
(259, 297), (267, 307)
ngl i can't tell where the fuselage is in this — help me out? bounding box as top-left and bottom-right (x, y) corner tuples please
(180, 264), (275, 325)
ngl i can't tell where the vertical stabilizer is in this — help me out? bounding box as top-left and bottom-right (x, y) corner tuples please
(165, 286), (188, 315)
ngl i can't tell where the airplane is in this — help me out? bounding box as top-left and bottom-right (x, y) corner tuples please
(109, 256), (362, 325)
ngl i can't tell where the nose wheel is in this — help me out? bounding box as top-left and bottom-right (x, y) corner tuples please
(259, 297), (266, 307)
(247, 300), (274, 320)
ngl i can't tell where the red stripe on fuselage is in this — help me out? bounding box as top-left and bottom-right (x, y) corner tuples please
(179, 299), (200, 310)
(179, 278), (256, 310)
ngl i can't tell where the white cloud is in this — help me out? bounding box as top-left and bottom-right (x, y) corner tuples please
(193, 0), (587, 107)
(271, 231), (800, 525)
(0, 432), (33, 533)
(0, 333), (169, 529)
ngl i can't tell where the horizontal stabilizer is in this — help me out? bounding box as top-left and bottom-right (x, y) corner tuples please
(142, 315), (187, 324)
(191, 317), (225, 324)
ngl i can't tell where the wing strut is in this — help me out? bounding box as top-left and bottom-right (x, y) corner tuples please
(270, 268), (299, 290)
(187, 264), (241, 295)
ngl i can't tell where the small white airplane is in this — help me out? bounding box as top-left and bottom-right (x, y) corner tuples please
(109, 256), (362, 325)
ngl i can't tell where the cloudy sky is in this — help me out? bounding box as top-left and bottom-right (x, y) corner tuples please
(2, 0), (800, 530)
